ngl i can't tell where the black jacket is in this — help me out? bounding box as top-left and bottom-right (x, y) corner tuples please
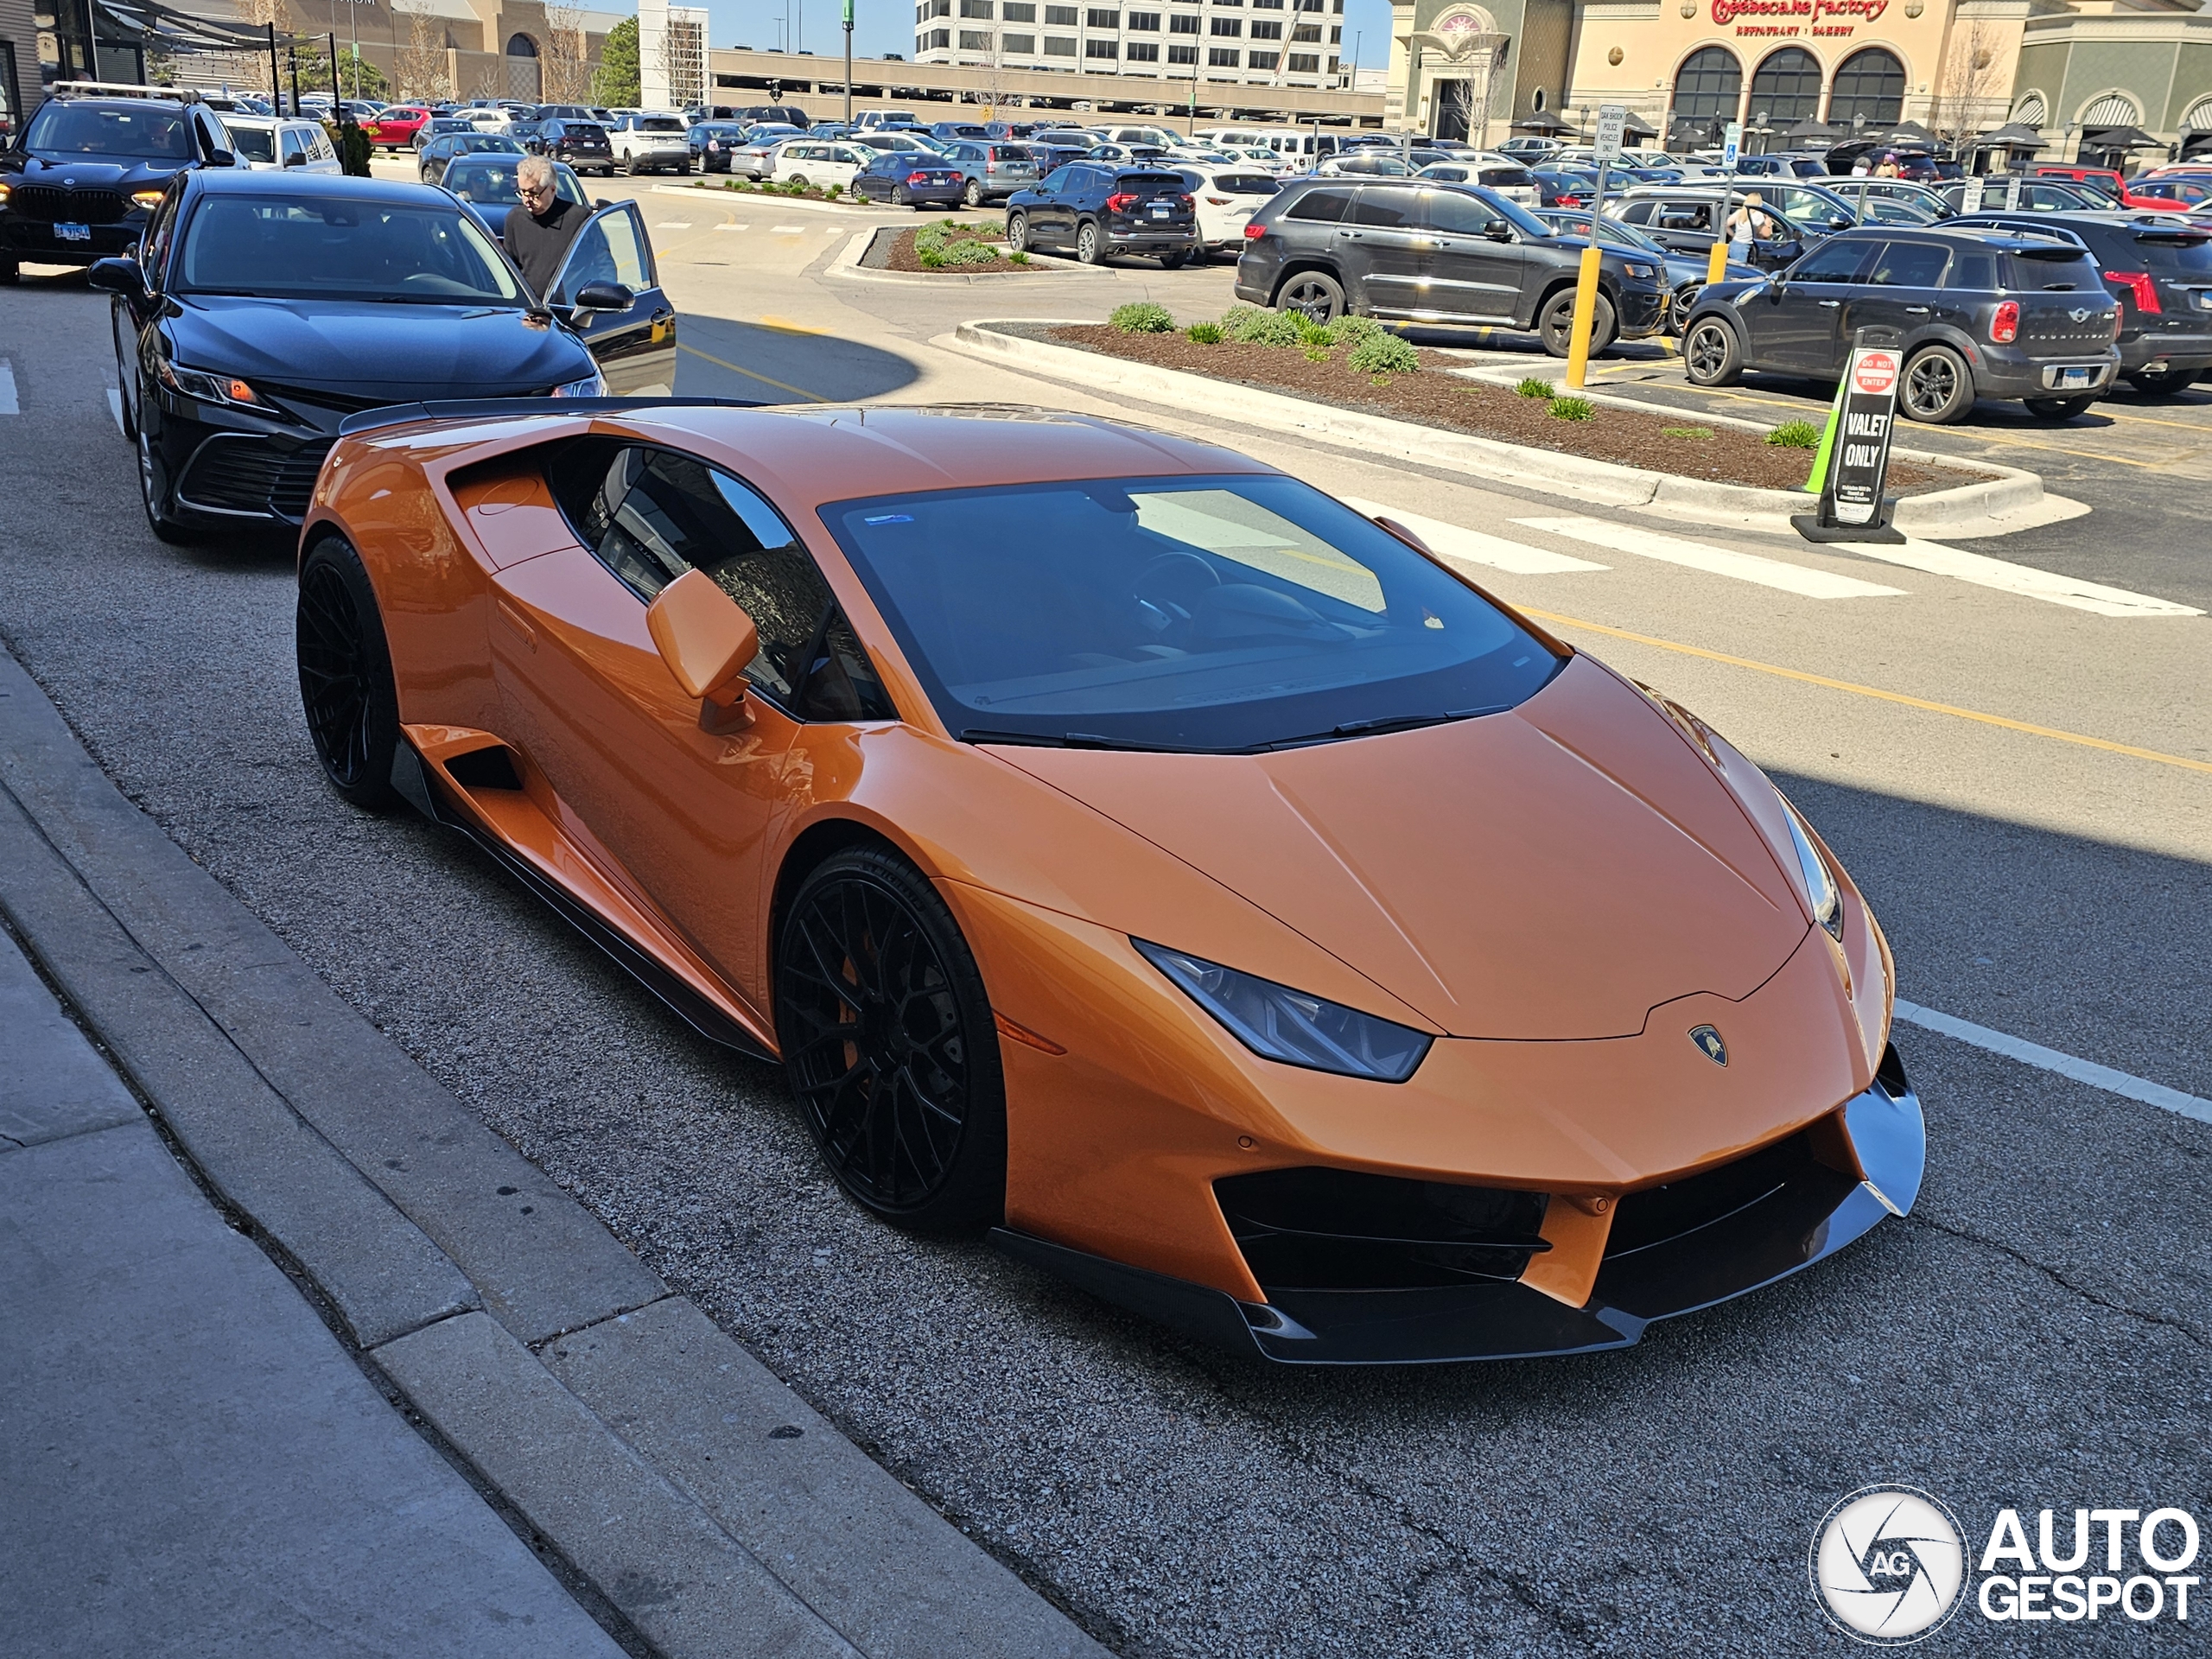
(505, 197), (589, 297)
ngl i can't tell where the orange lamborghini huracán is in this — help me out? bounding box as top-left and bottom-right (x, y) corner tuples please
(295, 400), (1923, 1364)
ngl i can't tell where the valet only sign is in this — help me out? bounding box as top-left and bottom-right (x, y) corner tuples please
(1795, 344), (1904, 543)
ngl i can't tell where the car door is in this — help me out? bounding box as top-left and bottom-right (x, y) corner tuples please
(1647, 196), (1717, 259)
(1839, 238), (1952, 352)
(1748, 235), (1877, 372)
(1338, 185), (1425, 314)
(1041, 165), (1090, 245)
(549, 202), (675, 395)
(1419, 188), (1525, 321)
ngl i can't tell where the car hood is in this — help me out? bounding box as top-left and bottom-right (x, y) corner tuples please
(989, 656), (1810, 1040)
(168, 296), (592, 401)
(7, 153), (190, 188)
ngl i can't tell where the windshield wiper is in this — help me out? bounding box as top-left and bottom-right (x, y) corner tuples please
(1256, 708), (1500, 751)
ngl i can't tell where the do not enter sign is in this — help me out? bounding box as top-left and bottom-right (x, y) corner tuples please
(1852, 349), (1899, 397)
(1796, 340), (1905, 542)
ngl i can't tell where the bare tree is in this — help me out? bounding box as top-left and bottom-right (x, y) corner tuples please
(470, 54), (506, 101)
(542, 3), (594, 105)
(1929, 20), (2006, 140)
(392, 0), (452, 103)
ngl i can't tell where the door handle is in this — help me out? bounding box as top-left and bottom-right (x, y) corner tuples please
(1817, 299), (1840, 308)
(1904, 305), (1930, 315)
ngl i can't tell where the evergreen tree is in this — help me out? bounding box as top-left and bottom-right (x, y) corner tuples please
(591, 17), (640, 107)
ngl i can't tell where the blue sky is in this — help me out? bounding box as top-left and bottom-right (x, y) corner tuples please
(702, 0), (1395, 68)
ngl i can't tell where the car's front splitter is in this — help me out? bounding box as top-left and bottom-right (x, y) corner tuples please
(993, 1046), (1925, 1366)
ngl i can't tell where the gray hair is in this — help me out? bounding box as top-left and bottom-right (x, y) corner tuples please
(518, 154), (555, 191)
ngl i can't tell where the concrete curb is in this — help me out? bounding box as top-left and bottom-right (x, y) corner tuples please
(942, 321), (2051, 535)
(0, 642), (1108, 1659)
(825, 225), (1105, 287)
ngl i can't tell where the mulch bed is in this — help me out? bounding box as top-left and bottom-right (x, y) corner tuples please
(880, 226), (1044, 276)
(1043, 324), (1967, 495)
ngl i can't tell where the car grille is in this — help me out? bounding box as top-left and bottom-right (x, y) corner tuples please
(1217, 1166), (1551, 1291)
(177, 435), (334, 521)
(9, 184), (133, 224)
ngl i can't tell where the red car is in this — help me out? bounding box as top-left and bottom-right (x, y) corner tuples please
(365, 105), (430, 152)
(2026, 162), (2188, 213)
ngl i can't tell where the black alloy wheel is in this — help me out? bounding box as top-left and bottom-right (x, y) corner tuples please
(1682, 315), (1743, 386)
(776, 847), (1007, 1234)
(1900, 344), (1974, 423)
(1277, 269), (1344, 323)
(296, 537), (402, 811)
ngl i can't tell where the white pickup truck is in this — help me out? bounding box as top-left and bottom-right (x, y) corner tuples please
(609, 112), (692, 175)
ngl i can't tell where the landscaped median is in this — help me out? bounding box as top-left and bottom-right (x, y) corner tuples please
(944, 311), (2053, 534)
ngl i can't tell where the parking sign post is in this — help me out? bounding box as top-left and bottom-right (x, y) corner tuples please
(1793, 330), (1907, 544)
(1564, 104), (1628, 391)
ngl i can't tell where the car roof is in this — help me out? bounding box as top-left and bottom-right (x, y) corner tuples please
(193, 170), (456, 204)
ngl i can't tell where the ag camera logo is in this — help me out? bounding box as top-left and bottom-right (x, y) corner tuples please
(1811, 1485), (1967, 1644)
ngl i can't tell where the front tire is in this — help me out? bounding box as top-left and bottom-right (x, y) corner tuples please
(136, 412), (206, 546)
(1275, 268), (1344, 322)
(1006, 212), (1030, 254)
(296, 536), (402, 813)
(1539, 288), (1616, 359)
(1159, 249), (1189, 270)
(775, 846), (1007, 1235)
(1900, 344), (1974, 423)
(111, 304), (138, 442)
(1681, 315), (1744, 386)
(2024, 394), (2096, 422)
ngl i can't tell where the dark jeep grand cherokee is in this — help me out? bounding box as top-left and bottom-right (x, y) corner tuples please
(1235, 178), (1669, 356)
(1, 88), (234, 283)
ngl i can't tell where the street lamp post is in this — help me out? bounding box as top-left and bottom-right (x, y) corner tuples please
(842, 0), (853, 125)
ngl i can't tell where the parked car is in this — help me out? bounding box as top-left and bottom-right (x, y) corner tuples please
(733, 104), (811, 129)
(1824, 178), (1951, 224)
(1236, 180), (1669, 355)
(2126, 175), (2212, 211)
(413, 116), (478, 149)
(1523, 166), (1598, 209)
(1497, 136), (1564, 162)
(1953, 210), (2212, 394)
(219, 115), (343, 174)
(609, 112), (692, 175)
(1604, 182), (1858, 273)
(770, 139), (874, 194)
(1004, 164), (1198, 267)
(927, 121), (989, 145)
(1678, 226), (2120, 423)
(855, 109), (922, 130)
(2023, 163), (2179, 212)
(852, 130), (945, 156)
(1412, 157), (1541, 208)
(0, 85), (237, 284)
(416, 131), (525, 188)
(92, 170), (674, 541)
(532, 118), (614, 177)
(439, 153), (589, 242)
(1167, 165), (1282, 257)
(1936, 176), (2105, 215)
(938, 139), (1039, 206)
(359, 105), (429, 151)
(722, 126), (804, 180)
(689, 121), (750, 168)
(1733, 152), (1832, 181)
(849, 149), (967, 209)
(1534, 207), (1763, 332)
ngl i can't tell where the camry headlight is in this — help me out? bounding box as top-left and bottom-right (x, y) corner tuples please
(156, 359), (265, 410)
(1133, 940), (1433, 1083)
(550, 369), (607, 397)
(1777, 792), (1842, 941)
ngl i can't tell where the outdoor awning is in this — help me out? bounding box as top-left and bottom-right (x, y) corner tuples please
(1783, 118), (1840, 144)
(1971, 123), (2046, 149)
(1873, 120), (1938, 149)
(92, 0), (316, 50)
(2083, 124), (2160, 149)
(1512, 111), (1574, 134)
(1620, 111), (1658, 138)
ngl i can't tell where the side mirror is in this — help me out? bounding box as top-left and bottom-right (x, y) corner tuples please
(1829, 215), (1852, 230)
(283, 150), (307, 167)
(1484, 221), (1514, 243)
(86, 256), (143, 295)
(207, 148), (238, 168)
(573, 280), (633, 310)
(646, 570), (758, 734)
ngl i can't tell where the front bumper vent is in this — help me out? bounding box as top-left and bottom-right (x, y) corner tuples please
(1217, 1166), (1550, 1292)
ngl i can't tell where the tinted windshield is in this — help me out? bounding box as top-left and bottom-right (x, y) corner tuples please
(177, 194), (522, 302)
(639, 117), (685, 133)
(26, 101), (194, 159)
(2132, 234), (2212, 274)
(1546, 213), (1662, 254)
(443, 157), (584, 206)
(822, 474), (1561, 753)
(229, 126), (276, 162)
(2005, 248), (2102, 290)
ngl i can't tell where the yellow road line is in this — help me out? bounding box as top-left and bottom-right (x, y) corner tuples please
(1520, 608), (2212, 777)
(677, 341), (830, 403)
(757, 315), (830, 335)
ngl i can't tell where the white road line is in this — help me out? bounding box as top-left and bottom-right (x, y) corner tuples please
(0, 360), (18, 415)
(107, 387), (124, 435)
(1839, 538), (2202, 620)
(1895, 1001), (2212, 1126)
(1341, 499), (1608, 575)
(714, 223), (745, 231)
(655, 220), (693, 230)
(1513, 515), (1908, 600)
(770, 224), (805, 233)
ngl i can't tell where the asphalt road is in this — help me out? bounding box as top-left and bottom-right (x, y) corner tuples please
(3, 227), (2209, 1656)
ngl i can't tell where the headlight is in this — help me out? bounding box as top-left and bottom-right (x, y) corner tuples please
(0, 181), (11, 204)
(131, 188), (166, 210)
(551, 369), (607, 397)
(1133, 939), (1433, 1083)
(1777, 792), (1842, 941)
(1623, 261), (1657, 280)
(156, 359), (265, 409)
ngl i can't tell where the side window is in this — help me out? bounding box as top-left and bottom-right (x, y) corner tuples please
(143, 185), (182, 278)
(281, 128), (308, 164)
(1866, 241), (1948, 287)
(550, 208), (650, 302)
(1611, 200), (1655, 226)
(1656, 201), (1707, 232)
(1039, 164), (1071, 190)
(563, 445), (895, 717)
(1944, 251), (1996, 290)
(1349, 187), (1418, 228)
(1789, 238), (1876, 283)
(1423, 189), (1502, 237)
(1286, 185), (1352, 222)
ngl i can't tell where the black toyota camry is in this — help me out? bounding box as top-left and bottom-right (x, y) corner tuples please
(95, 169), (677, 543)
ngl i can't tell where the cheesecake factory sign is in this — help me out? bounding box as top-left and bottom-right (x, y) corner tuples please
(1711, 0), (1885, 38)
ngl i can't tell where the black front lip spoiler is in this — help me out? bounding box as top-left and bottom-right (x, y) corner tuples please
(993, 1049), (1925, 1365)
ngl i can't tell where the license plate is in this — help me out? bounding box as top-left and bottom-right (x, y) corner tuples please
(2058, 367), (2092, 389)
(1149, 206), (1169, 219)
(55, 223), (91, 243)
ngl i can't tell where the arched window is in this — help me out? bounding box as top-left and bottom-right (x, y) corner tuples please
(506, 33), (539, 58)
(2077, 92), (2140, 129)
(2183, 96), (2212, 133)
(505, 33), (541, 100)
(1669, 46), (1741, 143)
(1747, 48), (1821, 131)
(2011, 91), (2047, 127)
(1827, 48), (1904, 131)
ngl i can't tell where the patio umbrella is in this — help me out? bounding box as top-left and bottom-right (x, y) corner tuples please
(1620, 111), (1659, 138)
(1783, 117), (1840, 145)
(1512, 111), (1575, 134)
(2083, 124), (2159, 149)
(1971, 122), (2046, 149)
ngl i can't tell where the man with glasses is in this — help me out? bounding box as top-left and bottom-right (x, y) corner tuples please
(504, 155), (588, 298)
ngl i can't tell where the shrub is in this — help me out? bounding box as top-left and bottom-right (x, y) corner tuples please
(1303, 342), (1331, 363)
(1324, 315), (1382, 348)
(1185, 321), (1224, 344)
(1766, 419), (1821, 449)
(1218, 305), (1262, 337)
(918, 249), (944, 269)
(1109, 301), (1177, 334)
(1224, 308), (1306, 346)
(1297, 317), (1335, 351)
(1008, 250), (1029, 265)
(916, 221), (1001, 266)
(1548, 396), (1595, 423)
(1347, 333), (1420, 375)
(824, 184), (842, 200)
(1515, 376), (1556, 400)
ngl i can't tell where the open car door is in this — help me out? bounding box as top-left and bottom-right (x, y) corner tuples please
(550, 200), (677, 397)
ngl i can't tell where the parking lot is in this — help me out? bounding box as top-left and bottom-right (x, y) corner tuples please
(6, 149), (2210, 1656)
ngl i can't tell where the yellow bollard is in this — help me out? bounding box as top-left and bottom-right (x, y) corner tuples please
(1706, 232), (1730, 289)
(1562, 243), (1604, 391)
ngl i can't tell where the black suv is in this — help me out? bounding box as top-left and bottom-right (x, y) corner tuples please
(1953, 211), (2212, 395)
(1004, 166), (1198, 267)
(1234, 179), (1668, 356)
(1, 87), (235, 283)
(525, 118), (615, 177)
(1679, 226), (2120, 423)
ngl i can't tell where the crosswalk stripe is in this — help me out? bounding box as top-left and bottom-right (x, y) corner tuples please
(0, 361), (17, 416)
(1342, 499), (1607, 575)
(655, 220), (693, 230)
(714, 223), (745, 231)
(1836, 537), (2201, 619)
(1512, 515), (1907, 600)
(770, 224), (805, 233)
